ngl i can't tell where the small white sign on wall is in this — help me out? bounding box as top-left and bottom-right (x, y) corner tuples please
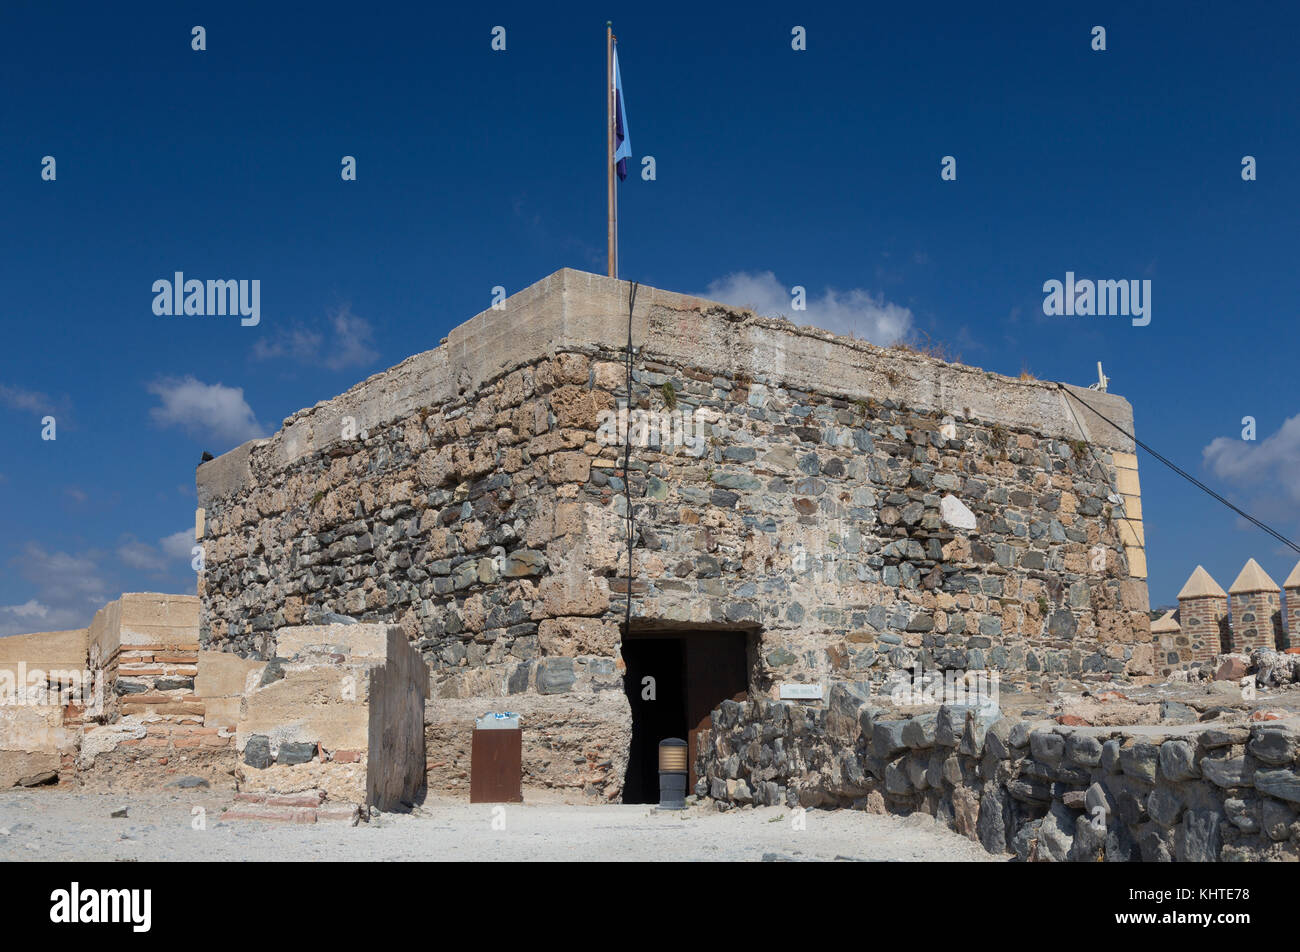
(779, 683), (823, 700)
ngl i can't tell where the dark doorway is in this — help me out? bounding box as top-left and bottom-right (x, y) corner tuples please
(621, 638), (687, 804)
(621, 630), (750, 804)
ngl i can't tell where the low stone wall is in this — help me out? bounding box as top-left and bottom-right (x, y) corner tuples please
(0, 627), (89, 786)
(90, 594), (200, 723)
(424, 693), (631, 798)
(234, 623), (429, 814)
(698, 685), (1300, 861)
(0, 705), (80, 787)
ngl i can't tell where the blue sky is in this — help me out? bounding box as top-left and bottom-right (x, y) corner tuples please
(1, 1), (1297, 634)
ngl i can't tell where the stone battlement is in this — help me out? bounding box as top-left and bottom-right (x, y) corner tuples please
(197, 269), (1139, 503)
(1154, 559), (1298, 674)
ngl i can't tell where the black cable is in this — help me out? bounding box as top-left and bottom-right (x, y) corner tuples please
(1058, 384), (1300, 555)
(623, 281), (639, 634)
(1057, 384), (1145, 543)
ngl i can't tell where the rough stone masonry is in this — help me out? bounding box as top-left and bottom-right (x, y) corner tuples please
(196, 268), (1151, 799)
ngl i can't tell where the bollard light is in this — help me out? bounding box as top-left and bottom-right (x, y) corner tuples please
(657, 737), (688, 809)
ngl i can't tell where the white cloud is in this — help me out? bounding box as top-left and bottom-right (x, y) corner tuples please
(0, 383), (56, 415)
(323, 307), (379, 370)
(704, 271), (913, 345)
(117, 529), (196, 575)
(0, 532), (196, 638)
(252, 305), (378, 371)
(117, 538), (168, 573)
(0, 600), (88, 638)
(6, 600), (47, 619)
(147, 375), (266, 447)
(1203, 413), (1300, 504)
(18, 544), (109, 605)
(160, 529), (196, 562)
(251, 327), (322, 364)
(0, 544), (111, 636)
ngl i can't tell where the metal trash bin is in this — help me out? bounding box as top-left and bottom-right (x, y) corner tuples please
(470, 712), (523, 803)
(658, 737), (688, 809)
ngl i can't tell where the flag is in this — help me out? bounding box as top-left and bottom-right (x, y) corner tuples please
(613, 46), (631, 181)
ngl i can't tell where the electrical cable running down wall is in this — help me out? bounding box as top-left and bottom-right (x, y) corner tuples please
(622, 281), (640, 634)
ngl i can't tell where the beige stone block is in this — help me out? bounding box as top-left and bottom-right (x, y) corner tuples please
(275, 624), (392, 662)
(0, 750), (62, 788)
(416, 445), (455, 489)
(195, 650), (263, 697)
(553, 352), (590, 385)
(88, 600), (123, 659)
(239, 670), (371, 751)
(1120, 579), (1150, 612)
(1125, 545), (1148, 579)
(202, 696), (242, 729)
(0, 705), (77, 760)
(538, 566), (611, 616)
(593, 361), (624, 391)
(120, 593), (201, 629)
(538, 617), (621, 656)
(549, 386), (606, 430)
(1115, 468), (1141, 496)
(237, 758), (367, 803)
(1120, 493), (1142, 520)
(195, 507), (205, 541)
(1112, 451), (1139, 471)
(0, 628), (88, 671)
(1117, 519), (1145, 547)
(1126, 643), (1155, 676)
(117, 624), (199, 649)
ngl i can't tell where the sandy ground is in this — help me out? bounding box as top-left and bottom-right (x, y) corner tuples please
(0, 789), (1002, 862)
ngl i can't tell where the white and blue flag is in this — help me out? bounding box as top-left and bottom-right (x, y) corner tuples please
(613, 46), (631, 181)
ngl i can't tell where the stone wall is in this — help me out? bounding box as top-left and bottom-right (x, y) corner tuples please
(90, 594), (201, 724)
(0, 627), (88, 787)
(699, 686), (1300, 861)
(0, 593), (242, 790)
(234, 623), (428, 816)
(196, 268), (1151, 798)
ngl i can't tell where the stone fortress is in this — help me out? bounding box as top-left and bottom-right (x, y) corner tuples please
(194, 268), (1151, 794)
(3, 268), (1299, 860)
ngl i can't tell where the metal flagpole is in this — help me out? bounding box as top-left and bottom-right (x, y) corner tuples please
(606, 22), (617, 278)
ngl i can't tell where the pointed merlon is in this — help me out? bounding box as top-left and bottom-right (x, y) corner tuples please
(1228, 558), (1280, 595)
(1150, 609), (1180, 633)
(1284, 560), (1300, 589)
(1178, 565), (1226, 600)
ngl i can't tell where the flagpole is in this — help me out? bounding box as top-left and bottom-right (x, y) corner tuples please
(606, 22), (617, 278)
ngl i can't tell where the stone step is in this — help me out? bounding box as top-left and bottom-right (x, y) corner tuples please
(222, 805), (319, 824)
(223, 792), (360, 824)
(235, 789), (326, 807)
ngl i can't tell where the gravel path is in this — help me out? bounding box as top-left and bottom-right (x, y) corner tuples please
(0, 789), (1002, 862)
